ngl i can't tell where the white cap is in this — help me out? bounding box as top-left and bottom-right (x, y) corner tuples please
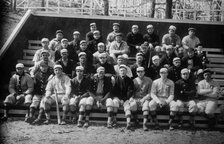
(152, 55), (159, 61)
(54, 64), (62, 69)
(160, 67), (168, 73)
(119, 64), (127, 70)
(169, 25), (176, 31)
(98, 42), (105, 47)
(132, 25), (138, 29)
(99, 52), (107, 58)
(73, 31), (80, 35)
(41, 38), (49, 43)
(16, 63), (24, 68)
(136, 67), (144, 72)
(97, 66), (105, 73)
(78, 52), (86, 57)
(147, 25), (153, 29)
(76, 66), (84, 71)
(181, 68), (189, 74)
(61, 38), (68, 42)
(60, 49), (68, 54)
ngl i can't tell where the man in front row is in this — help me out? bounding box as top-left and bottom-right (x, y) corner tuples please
(106, 64), (134, 128)
(1, 63), (34, 122)
(149, 67), (177, 130)
(42, 64), (71, 125)
(124, 67), (152, 131)
(197, 69), (220, 129)
(174, 68), (197, 128)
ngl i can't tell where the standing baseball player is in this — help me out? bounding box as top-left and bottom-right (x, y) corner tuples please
(149, 67), (177, 130)
(1, 63), (34, 122)
(124, 67), (152, 131)
(42, 64), (71, 125)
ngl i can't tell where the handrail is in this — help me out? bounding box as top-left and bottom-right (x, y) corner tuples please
(0, 9), (32, 61)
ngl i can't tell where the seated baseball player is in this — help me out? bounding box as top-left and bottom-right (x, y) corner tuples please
(106, 64), (134, 128)
(149, 67), (177, 130)
(174, 68), (197, 128)
(42, 64), (71, 125)
(197, 68), (220, 129)
(27, 61), (53, 124)
(89, 67), (113, 126)
(124, 67), (152, 131)
(114, 55), (133, 78)
(1, 63), (34, 122)
(70, 66), (90, 125)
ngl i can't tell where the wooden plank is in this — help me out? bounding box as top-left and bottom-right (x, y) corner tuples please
(203, 48), (222, 53)
(23, 49), (36, 55)
(28, 46), (42, 50)
(207, 54), (224, 58)
(23, 55), (33, 60)
(0, 10), (32, 61)
(207, 64), (224, 68)
(28, 40), (41, 44)
(17, 59), (34, 66)
(212, 74), (224, 79)
(208, 58), (224, 63)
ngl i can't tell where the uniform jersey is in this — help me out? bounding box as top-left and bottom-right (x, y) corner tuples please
(133, 76), (152, 99)
(162, 33), (181, 46)
(71, 77), (90, 96)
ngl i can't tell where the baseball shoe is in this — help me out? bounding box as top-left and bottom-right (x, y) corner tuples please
(32, 118), (41, 125)
(77, 121), (83, 127)
(0, 116), (8, 123)
(60, 121), (66, 125)
(143, 123), (148, 131)
(83, 122), (89, 128)
(107, 123), (113, 129)
(43, 119), (50, 125)
(72, 118), (77, 124)
(178, 122), (183, 128)
(126, 123), (131, 130)
(112, 120), (117, 127)
(169, 125), (174, 130)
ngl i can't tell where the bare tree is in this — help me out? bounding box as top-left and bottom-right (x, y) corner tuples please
(103, 0), (109, 16)
(165, 0), (172, 19)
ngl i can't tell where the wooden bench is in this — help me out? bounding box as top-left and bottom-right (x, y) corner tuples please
(0, 100), (224, 129)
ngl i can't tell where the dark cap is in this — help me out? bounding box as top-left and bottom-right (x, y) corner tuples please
(203, 68), (213, 74)
(188, 27), (196, 31)
(56, 30), (63, 34)
(115, 33), (122, 37)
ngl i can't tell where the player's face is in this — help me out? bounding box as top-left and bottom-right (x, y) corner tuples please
(120, 68), (127, 77)
(153, 59), (160, 66)
(73, 34), (80, 39)
(197, 46), (203, 52)
(61, 52), (68, 58)
(98, 45), (105, 53)
(16, 67), (24, 75)
(173, 60), (181, 67)
(56, 33), (63, 40)
(40, 65), (48, 73)
(61, 41), (68, 48)
(42, 41), (49, 48)
(169, 29), (175, 35)
(136, 56), (143, 63)
(166, 48), (173, 55)
(115, 36), (122, 43)
(117, 59), (124, 65)
(147, 28), (154, 34)
(204, 72), (211, 80)
(113, 25), (119, 32)
(160, 71), (168, 79)
(93, 33), (100, 40)
(137, 70), (145, 78)
(188, 51), (194, 58)
(132, 28), (138, 34)
(97, 71), (105, 79)
(80, 43), (87, 51)
(76, 70), (83, 77)
(90, 25), (97, 31)
(42, 53), (49, 61)
(188, 30), (195, 36)
(181, 72), (189, 80)
(79, 56), (86, 63)
(54, 68), (62, 75)
(99, 56), (107, 64)
(155, 46), (161, 52)
(141, 46), (148, 54)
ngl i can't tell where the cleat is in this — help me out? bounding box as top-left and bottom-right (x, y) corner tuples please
(60, 121), (66, 125)
(169, 125), (174, 131)
(43, 119), (50, 125)
(107, 123), (113, 129)
(77, 121), (83, 127)
(83, 122), (89, 128)
(0, 116), (8, 122)
(126, 123), (131, 130)
(112, 120), (117, 127)
(143, 123), (148, 131)
(72, 117), (77, 124)
(26, 117), (35, 124)
(32, 119), (41, 125)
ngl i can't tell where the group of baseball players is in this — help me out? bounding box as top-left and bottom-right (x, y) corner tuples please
(1, 22), (223, 131)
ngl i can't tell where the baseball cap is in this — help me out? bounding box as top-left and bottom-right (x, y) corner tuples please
(73, 31), (80, 35)
(16, 63), (24, 68)
(97, 66), (105, 73)
(76, 66), (84, 71)
(115, 33), (122, 37)
(41, 50), (49, 55)
(136, 52), (143, 57)
(181, 68), (189, 74)
(117, 55), (125, 60)
(188, 27), (196, 31)
(152, 55), (160, 61)
(98, 42), (105, 47)
(93, 30), (100, 34)
(147, 25), (153, 29)
(80, 40), (87, 45)
(90, 22), (96, 27)
(56, 30), (63, 34)
(113, 23), (120, 26)
(78, 52), (86, 57)
(39, 61), (48, 67)
(99, 52), (107, 58)
(169, 25), (176, 31)
(54, 64), (62, 69)
(203, 68), (212, 74)
(132, 25), (138, 29)
(61, 38), (68, 43)
(119, 64), (127, 70)
(136, 67), (144, 72)
(41, 38), (49, 43)
(173, 57), (180, 62)
(60, 49), (68, 54)
(160, 67), (168, 73)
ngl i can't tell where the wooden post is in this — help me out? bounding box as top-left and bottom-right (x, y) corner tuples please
(103, 0), (109, 16)
(165, 0), (172, 19)
(13, 0), (17, 11)
(41, 0), (45, 11)
(149, 0), (156, 18)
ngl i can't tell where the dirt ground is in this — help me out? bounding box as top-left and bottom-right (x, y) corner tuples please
(0, 120), (224, 144)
